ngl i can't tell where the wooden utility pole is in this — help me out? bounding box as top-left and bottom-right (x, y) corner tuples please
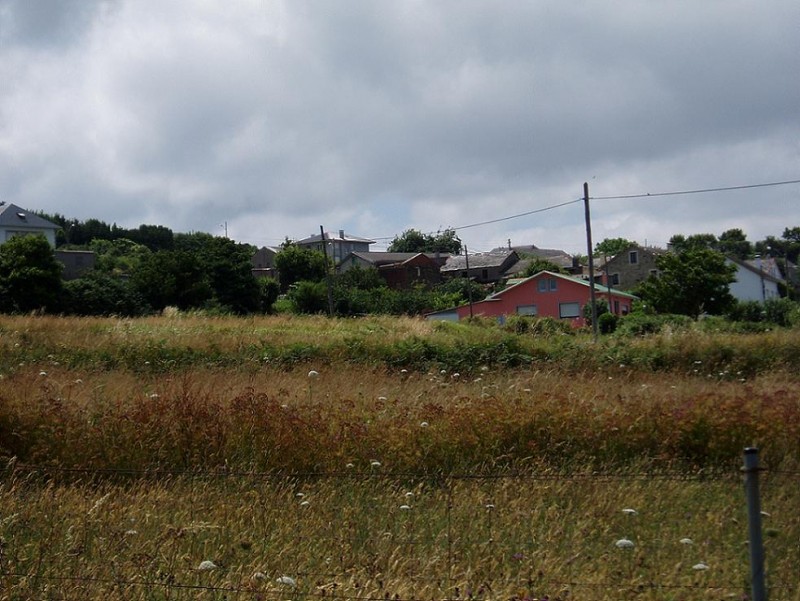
(319, 225), (335, 317)
(584, 183), (598, 341)
(465, 245), (474, 319)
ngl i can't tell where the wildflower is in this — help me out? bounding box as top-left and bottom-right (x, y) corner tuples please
(277, 575), (297, 587)
(452, 372), (460, 379)
(420, 421), (429, 428)
(760, 511), (771, 518)
(370, 460), (381, 468)
(346, 462), (354, 469)
(399, 505), (411, 510)
(252, 571), (267, 581)
(405, 492), (414, 498)
(308, 370), (319, 379)
(149, 393), (159, 399)
(679, 538), (693, 545)
(692, 563), (709, 571)
(622, 508), (638, 516)
(378, 396), (387, 401)
(125, 529), (138, 536)
(38, 371), (47, 377)
(197, 560), (218, 571)
(295, 493), (305, 498)
(485, 503), (495, 510)
(300, 500), (310, 507)
(615, 538), (635, 549)
(400, 369), (408, 374)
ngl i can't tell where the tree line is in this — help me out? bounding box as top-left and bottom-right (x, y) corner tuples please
(1, 217), (798, 324)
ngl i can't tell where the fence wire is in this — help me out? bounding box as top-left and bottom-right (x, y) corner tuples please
(1, 462), (798, 600)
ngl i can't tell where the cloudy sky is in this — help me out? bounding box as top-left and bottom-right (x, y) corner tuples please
(1, 1), (798, 254)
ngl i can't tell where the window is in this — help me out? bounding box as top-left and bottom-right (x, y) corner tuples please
(559, 302), (581, 318)
(517, 304), (538, 316)
(538, 278), (557, 292)
(613, 300), (620, 314)
(482, 269), (489, 280)
(629, 250), (639, 265)
(611, 273), (620, 286)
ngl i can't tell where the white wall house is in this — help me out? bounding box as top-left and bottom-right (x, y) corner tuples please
(727, 257), (782, 303)
(0, 203), (59, 247)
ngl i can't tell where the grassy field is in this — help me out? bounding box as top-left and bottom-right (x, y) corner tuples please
(0, 314), (799, 600)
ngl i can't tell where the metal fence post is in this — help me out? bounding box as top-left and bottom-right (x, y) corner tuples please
(743, 447), (767, 601)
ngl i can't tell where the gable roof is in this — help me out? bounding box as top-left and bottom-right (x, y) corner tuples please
(0, 203), (60, 230)
(490, 270), (639, 301)
(297, 231), (375, 245)
(441, 250), (519, 272)
(727, 257), (783, 284)
(345, 251), (448, 267)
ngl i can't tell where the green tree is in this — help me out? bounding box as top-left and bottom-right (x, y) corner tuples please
(717, 228), (753, 259)
(668, 233), (718, 253)
(257, 277), (280, 314)
(522, 258), (566, 277)
(0, 235), (63, 313)
(289, 280), (329, 314)
(131, 250), (212, 311)
(594, 238), (634, 257)
(63, 272), (148, 316)
(388, 228), (462, 254)
(199, 237), (260, 314)
(274, 245), (330, 292)
(90, 238), (152, 276)
(636, 249), (736, 319)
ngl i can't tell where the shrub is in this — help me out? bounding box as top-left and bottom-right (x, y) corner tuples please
(289, 280), (330, 314)
(615, 312), (693, 336)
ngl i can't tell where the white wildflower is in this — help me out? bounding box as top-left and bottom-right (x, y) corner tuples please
(276, 575), (297, 587)
(252, 571), (267, 581)
(299, 500), (310, 507)
(125, 529), (138, 536)
(197, 560), (218, 571)
(420, 421), (429, 428)
(622, 508), (638, 516)
(88, 493), (111, 517)
(38, 371), (47, 377)
(679, 538), (693, 545)
(760, 511), (771, 518)
(485, 503), (495, 510)
(308, 370), (319, 379)
(405, 492), (414, 498)
(378, 396), (387, 401)
(370, 460), (381, 467)
(615, 538), (635, 549)
(346, 462), (354, 469)
(692, 563), (709, 571)
(399, 505), (411, 510)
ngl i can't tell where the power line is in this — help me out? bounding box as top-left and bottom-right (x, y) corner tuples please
(590, 178), (800, 201)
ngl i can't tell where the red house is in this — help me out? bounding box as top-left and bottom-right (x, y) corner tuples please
(426, 271), (637, 326)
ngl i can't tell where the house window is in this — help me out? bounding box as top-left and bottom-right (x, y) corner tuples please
(517, 304), (538, 316)
(482, 269), (489, 280)
(629, 250), (639, 265)
(559, 302), (581, 318)
(538, 278), (557, 292)
(613, 300), (620, 314)
(611, 273), (620, 286)
(649, 269), (658, 276)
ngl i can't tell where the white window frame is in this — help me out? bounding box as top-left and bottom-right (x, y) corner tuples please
(559, 302), (581, 319)
(516, 304), (538, 316)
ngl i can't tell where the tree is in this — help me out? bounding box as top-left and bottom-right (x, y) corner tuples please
(62, 272), (148, 316)
(89, 238), (152, 276)
(668, 233), (718, 253)
(0, 235), (64, 313)
(594, 238), (634, 257)
(388, 228), (462, 255)
(274, 245), (330, 292)
(522, 258), (566, 277)
(717, 228), (753, 260)
(131, 250), (212, 311)
(257, 277), (280, 314)
(199, 237), (260, 314)
(636, 249), (736, 319)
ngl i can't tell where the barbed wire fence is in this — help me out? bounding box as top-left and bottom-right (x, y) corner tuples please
(1, 453), (798, 600)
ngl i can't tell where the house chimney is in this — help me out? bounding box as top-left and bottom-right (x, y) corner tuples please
(339, 229), (345, 240)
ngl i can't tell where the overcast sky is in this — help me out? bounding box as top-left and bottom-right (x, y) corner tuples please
(1, 1), (798, 254)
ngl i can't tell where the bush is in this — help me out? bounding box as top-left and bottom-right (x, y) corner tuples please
(257, 277), (281, 313)
(615, 312), (693, 336)
(62, 272), (149, 316)
(598, 311), (618, 334)
(289, 280), (329, 314)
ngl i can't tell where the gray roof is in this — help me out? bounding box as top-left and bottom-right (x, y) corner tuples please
(297, 231), (375, 245)
(441, 251), (518, 272)
(347, 251), (449, 266)
(0, 203), (60, 230)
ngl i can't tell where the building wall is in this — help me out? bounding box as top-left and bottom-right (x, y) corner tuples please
(729, 263), (780, 302)
(1, 227), (57, 248)
(604, 246), (660, 290)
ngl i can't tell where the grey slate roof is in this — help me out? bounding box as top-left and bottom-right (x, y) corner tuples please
(441, 251), (517, 272)
(297, 231), (375, 244)
(0, 203), (60, 230)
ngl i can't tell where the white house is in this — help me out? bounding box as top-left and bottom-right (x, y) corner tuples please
(0, 202), (60, 247)
(727, 257), (782, 303)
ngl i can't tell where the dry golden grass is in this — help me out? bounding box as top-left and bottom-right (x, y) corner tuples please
(1, 315), (799, 600)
